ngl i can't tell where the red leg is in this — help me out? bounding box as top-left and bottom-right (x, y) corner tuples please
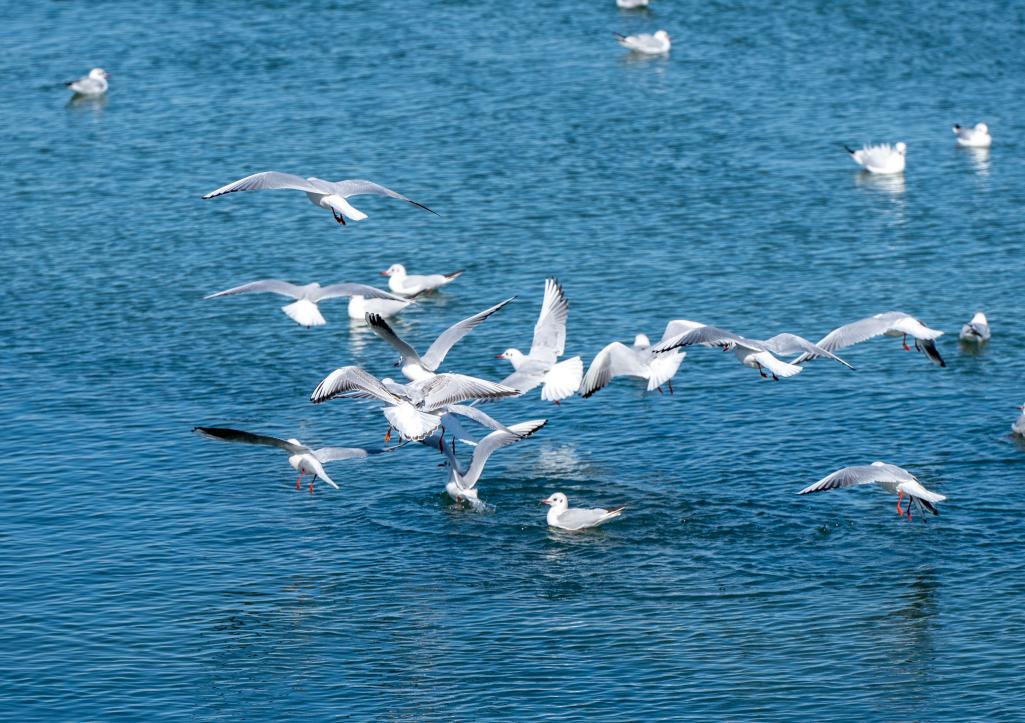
(384, 427), (392, 442)
(902, 334), (911, 352)
(309, 481), (314, 494)
(296, 472), (304, 490)
(896, 490), (904, 516)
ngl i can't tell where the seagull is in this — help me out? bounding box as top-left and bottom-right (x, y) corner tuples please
(436, 419), (548, 510)
(792, 312), (945, 367)
(959, 311), (991, 343)
(366, 298), (514, 382)
(202, 172), (438, 226)
(310, 366), (517, 442)
(496, 278), (583, 403)
(1013, 405), (1025, 438)
(845, 143), (906, 175)
(194, 426), (392, 493)
(66, 68), (109, 96)
(205, 280), (410, 327)
(346, 294), (414, 321)
(579, 329), (686, 398)
(797, 461), (946, 521)
(381, 264), (464, 297)
(953, 122), (991, 148)
(541, 493), (625, 531)
(613, 30), (671, 54)
(651, 322), (852, 381)
(617, 0), (651, 8)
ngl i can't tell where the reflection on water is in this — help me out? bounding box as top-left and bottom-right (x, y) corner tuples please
(65, 94), (107, 113)
(855, 170), (905, 196)
(530, 445), (588, 478)
(891, 568), (938, 678)
(622, 52), (670, 68)
(960, 146), (990, 177)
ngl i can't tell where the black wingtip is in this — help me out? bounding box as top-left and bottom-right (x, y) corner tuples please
(844, 145), (856, 155)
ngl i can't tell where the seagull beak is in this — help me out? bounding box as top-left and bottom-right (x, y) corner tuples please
(540, 499), (551, 505)
(379, 271), (389, 276)
(495, 354), (504, 359)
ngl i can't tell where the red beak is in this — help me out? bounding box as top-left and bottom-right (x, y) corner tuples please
(495, 354), (505, 359)
(379, 271), (389, 276)
(540, 499), (551, 505)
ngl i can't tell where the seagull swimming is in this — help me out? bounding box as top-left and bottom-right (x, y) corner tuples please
(579, 327), (686, 398)
(66, 68), (109, 96)
(202, 172), (438, 226)
(541, 493), (625, 531)
(310, 366), (517, 442)
(366, 298), (514, 382)
(1013, 405), (1025, 438)
(205, 280), (410, 327)
(497, 278), (583, 403)
(953, 122), (991, 148)
(793, 311), (945, 367)
(651, 321), (852, 381)
(194, 426), (391, 493)
(959, 311), (991, 343)
(845, 142), (906, 175)
(798, 461), (946, 520)
(436, 419), (548, 510)
(613, 30), (671, 54)
(381, 264), (464, 297)
(617, 0), (651, 8)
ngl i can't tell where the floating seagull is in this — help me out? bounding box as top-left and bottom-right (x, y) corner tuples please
(793, 311), (945, 367)
(651, 322), (852, 381)
(617, 0), (651, 8)
(202, 172), (438, 226)
(845, 143), (906, 175)
(366, 298), (514, 382)
(205, 280), (410, 327)
(347, 294), (414, 321)
(959, 311), (991, 343)
(613, 30), (671, 54)
(310, 366), (517, 442)
(1013, 405), (1025, 438)
(194, 426), (391, 493)
(953, 122), (991, 148)
(66, 67), (109, 96)
(381, 264), (464, 297)
(438, 419), (548, 510)
(541, 493), (625, 531)
(579, 329), (686, 398)
(497, 278), (583, 403)
(798, 461), (946, 520)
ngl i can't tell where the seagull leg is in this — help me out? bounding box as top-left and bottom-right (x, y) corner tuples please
(756, 362), (768, 379)
(554, 399), (560, 406)
(333, 210), (346, 225)
(914, 339), (922, 352)
(438, 434), (445, 452)
(896, 490), (904, 517)
(905, 497), (913, 521)
(667, 379), (674, 395)
(296, 472), (304, 490)
(656, 386), (664, 394)
(309, 475), (316, 494)
(902, 334), (911, 352)
(772, 372), (780, 381)
(384, 426), (392, 443)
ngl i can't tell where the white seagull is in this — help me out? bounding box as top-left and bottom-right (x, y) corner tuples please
(793, 311), (945, 367)
(205, 280), (410, 327)
(66, 67), (109, 96)
(798, 461), (946, 520)
(1013, 405), (1025, 438)
(310, 366), (517, 442)
(651, 321), (852, 381)
(202, 172), (438, 226)
(613, 30), (671, 54)
(959, 311), (991, 343)
(366, 298), (514, 382)
(617, 0), (651, 8)
(845, 142), (906, 175)
(194, 426), (391, 493)
(436, 419), (548, 510)
(953, 122), (991, 148)
(381, 264), (464, 297)
(541, 493), (625, 531)
(580, 327), (687, 398)
(496, 278), (583, 403)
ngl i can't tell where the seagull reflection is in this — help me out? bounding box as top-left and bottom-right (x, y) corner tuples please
(961, 146), (990, 177)
(66, 94), (107, 113)
(855, 170), (905, 196)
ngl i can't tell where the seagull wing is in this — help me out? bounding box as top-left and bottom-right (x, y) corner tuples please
(762, 333), (854, 369)
(444, 404), (516, 434)
(421, 297), (515, 372)
(310, 366), (403, 405)
(312, 283), (407, 303)
(328, 179), (438, 215)
(797, 463), (915, 494)
(659, 319), (707, 344)
(580, 342), (648, 398)
(202, 171), (329, 199)
(528, 278), (570, 364)
(461, 419), (548, 488)
(313, 446), (389, 462)
(194, 426), (306, 454)
(418, 374), (519, 411)
(652, 325), (760, 353)
(365, 313), (424, 367)
(204, 279), (306, 300)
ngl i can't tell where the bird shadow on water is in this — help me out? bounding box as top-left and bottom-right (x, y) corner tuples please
(65, 94), (107, 114)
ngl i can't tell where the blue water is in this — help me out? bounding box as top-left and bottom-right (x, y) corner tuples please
(4, 0), (1025, 719)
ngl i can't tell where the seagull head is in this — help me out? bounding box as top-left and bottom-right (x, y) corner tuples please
(633, 333), (651, 348)
(90, 68), (110, 79)
(381, 263), (405, 277)
(496, 348), (522, 363)
(976, 122), (989, 134)
(654, 30), (670, 41)
(541, 492), (569, 511)
(895, 142), (907, 155)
